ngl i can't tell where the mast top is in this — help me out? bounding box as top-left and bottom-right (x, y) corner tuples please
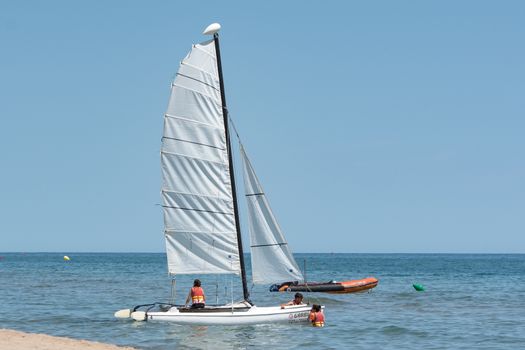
(203, 23), (221, 35)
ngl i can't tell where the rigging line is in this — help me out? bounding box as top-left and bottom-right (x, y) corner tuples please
(176, 72), (219, 92)
(251, 243), (287, 248)
(161, 205), (233, 216)
(228, 115), (242, 144)
(162, 136), (225, 150)
(304, 283), (323, 306)
(245, 192), (264, 197)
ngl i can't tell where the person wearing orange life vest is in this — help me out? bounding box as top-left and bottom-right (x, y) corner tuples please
(185, 279), (206, 309)
(309, 304), (325, 327)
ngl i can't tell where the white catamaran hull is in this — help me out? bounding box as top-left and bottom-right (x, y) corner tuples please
(143, 305), (312, 325)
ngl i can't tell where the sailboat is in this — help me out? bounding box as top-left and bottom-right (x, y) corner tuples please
(114, 23), (318, 325)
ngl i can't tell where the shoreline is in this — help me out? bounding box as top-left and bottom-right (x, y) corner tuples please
(0, 329), (135, 350)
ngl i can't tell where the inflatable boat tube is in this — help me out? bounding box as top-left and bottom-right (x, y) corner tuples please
(271, 277), (378, 294)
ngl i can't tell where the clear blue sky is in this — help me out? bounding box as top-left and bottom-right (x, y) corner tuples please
(1, 1), (523, 253)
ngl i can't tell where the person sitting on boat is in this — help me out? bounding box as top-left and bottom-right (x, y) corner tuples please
(280, 292), (304, 309)
(185, 279), (206, 308)
(309, 304), (325, 327)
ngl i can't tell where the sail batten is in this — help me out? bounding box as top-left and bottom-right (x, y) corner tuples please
(251, 243), (287, 248)
(162, 136), (225, 150)
(179, 62), (218, 82)
(171, 83), (220, 102)
(161, 149), (227, 165)
(240, 146), (304, 285)
(175, 73), (220, 92)
(165, 114), (218, 128)
(161, 39), (241, 276)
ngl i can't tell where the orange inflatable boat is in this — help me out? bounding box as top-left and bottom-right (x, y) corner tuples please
(270, 277), (378, 294)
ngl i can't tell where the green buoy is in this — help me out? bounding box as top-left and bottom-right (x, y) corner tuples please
(413, 284), (425, 291)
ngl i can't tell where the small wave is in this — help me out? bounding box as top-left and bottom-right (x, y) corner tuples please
(382, 325), (410, 335)
(31, 283), (55, 288)
(381, 325), (428, 337)
(303, 297), (350, 306)
(474, 272), (496, 276)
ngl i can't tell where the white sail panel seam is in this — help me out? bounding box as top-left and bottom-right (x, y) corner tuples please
(162, 136), (225, 151)
(161, 150), (228, 167)
(192, 44), (217, 60)
(181, 57), (216, 79)
(161, 189), (231, 204)
(165, 229), (236, 235)
(251, 243), (287, 247)
(176, 73), (219, 92)
(162, 204), (233, 216)
(180, 62), (219, 81)
(162, 189), (233, 203)
(164, 114), (218, 129)
(167, 270), (239, 276)
(171, 83), (221, 104)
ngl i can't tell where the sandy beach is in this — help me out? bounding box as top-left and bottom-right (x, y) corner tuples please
(0, 329), (135, 350)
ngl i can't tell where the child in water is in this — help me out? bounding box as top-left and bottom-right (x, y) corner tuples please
(309, 304), (325, 327)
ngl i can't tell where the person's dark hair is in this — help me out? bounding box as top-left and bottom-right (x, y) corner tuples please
(294, 292), (303, 299)
(193, 279), (201, 287)
(312, 304), (321, 312)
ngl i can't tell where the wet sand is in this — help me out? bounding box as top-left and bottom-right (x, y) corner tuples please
(0, 329), (135, 350)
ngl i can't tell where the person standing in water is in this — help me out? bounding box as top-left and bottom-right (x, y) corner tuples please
(309, 304), (325, 327)
(185, 279), (206, 308)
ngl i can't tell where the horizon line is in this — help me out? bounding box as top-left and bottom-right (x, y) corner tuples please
(1, 251), (524, 255)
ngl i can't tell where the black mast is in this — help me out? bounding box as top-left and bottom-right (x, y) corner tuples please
(213, 32), (251, 303)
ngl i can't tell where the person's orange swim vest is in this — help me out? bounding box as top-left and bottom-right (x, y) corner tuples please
(310, 311), (325, 327)
(191, 287), (205, 304)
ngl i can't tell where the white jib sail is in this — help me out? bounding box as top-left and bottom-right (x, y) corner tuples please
(240, 146), (304, 285)
(161, 39), (241, 275)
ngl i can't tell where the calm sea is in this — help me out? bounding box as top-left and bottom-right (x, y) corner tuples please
(0, 253), (524, 349)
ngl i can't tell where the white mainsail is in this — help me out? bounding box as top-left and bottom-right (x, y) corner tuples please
(161, 39), (240, 275)
(240, 146), (304, 284)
